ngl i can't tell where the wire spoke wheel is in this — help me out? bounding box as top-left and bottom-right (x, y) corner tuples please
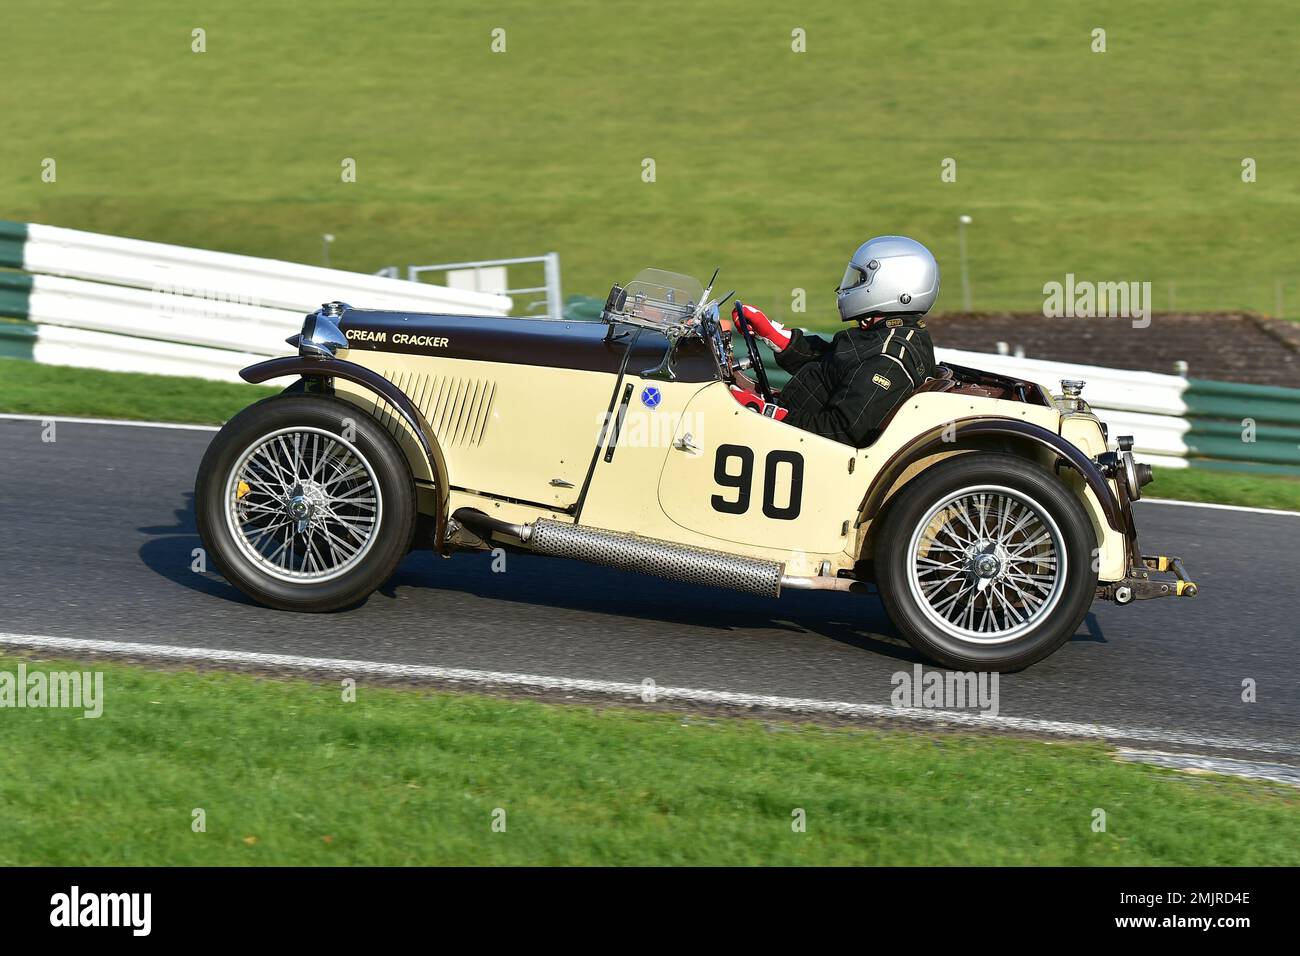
(223, 426), (383, 583)
(905, 484), (1068, 646)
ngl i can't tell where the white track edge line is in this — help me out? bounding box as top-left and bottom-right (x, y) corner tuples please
(0, 413), (219, 432)
(1, 632), (1295, 759)
(1114, 748), (1300, 787)
(1140, 497), (1300, 518)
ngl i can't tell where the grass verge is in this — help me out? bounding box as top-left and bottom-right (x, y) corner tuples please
(1147, 466), (1300, 511)
(0, 357), (275, 425)
(0, 654), (1296, 866)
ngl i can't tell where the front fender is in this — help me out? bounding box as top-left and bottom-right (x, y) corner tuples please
(239, 356), (441, 486)
(861, 416), (1125, 534)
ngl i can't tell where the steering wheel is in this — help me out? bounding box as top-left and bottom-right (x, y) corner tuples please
(732, 301), (775, 404)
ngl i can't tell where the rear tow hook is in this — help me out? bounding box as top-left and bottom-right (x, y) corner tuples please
(1099, 555), (1198, 604)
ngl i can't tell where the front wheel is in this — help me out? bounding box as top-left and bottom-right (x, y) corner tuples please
(874, 452), (1098, 671)
(195, 395), (417, 611)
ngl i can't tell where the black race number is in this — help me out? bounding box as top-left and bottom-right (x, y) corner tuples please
(762, 450), (804, 520)
(710, 444), (753, 514)
(710, 446), (803, 520)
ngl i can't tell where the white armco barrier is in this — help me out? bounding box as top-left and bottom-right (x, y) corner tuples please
(33, 325), (264, 382)
(1, 221), (515, 383)
(21, 224), (513, 317)
(27, 273), (305, 357)
(936, 347), (1189, 416)
(934, 347), (1194, 467)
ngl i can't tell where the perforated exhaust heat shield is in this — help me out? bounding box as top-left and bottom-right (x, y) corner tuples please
(528, 519), (783, 597)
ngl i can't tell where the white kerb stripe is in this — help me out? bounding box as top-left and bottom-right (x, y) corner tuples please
(0, 632), (1295, 759)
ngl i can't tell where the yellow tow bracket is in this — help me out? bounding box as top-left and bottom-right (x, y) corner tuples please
(1141, 554), (1198, 597)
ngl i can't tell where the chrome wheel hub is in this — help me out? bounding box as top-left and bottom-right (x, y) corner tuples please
(969, 545), (1004, 581)
(287, 478), (330, 532)
(224, 427), (383, 583)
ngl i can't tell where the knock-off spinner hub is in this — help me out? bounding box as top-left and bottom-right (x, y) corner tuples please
(965, 541), (1007, 580)
(286, 480), (329, 531)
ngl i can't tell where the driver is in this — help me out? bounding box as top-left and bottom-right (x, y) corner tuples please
(729, 235), (939, 448)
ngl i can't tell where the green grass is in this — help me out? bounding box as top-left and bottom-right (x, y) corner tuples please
(0, 356), (274, 424)
(3, 1), (1300, 325)
(1, 654), (1296, 866)
(1148, 465), (1300, 511)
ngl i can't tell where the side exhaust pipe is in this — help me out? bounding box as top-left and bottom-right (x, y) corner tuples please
(450, 509), (866, 598)
(452, 508), (783, 597)
(529, 518), (785, 597)
(451, 507), (531, 546)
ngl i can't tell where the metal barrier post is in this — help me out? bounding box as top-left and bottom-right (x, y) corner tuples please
(405, 254), (563, 320)
(544, 252), (562, 321)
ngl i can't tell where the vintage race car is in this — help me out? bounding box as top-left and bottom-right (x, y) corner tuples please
(195, 267), (1197, 670)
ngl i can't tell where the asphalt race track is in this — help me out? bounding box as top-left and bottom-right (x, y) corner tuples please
(3, 417), (1297, 770)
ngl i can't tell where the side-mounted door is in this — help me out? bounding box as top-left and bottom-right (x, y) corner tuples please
(657, 382), (864, 557)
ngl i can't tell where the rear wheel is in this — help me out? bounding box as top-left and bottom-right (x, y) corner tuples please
(195, 395), (417, 611)
(874, 452), (1097, 671)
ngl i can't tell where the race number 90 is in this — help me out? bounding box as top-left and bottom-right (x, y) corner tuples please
(711, 444), (804, 520)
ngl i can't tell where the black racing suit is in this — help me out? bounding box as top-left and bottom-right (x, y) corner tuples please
(774, 315), (937, 448)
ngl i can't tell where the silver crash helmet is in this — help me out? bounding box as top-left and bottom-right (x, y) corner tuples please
(836, 235), (940, 321)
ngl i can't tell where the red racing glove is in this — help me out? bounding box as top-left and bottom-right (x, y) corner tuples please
(733, 303), (791, 351)
(729, 385), (788, 421)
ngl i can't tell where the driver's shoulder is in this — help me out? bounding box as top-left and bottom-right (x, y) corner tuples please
(833, 323), (887, 358)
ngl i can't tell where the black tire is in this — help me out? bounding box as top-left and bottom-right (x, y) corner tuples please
(874, 452), (1097, 671)
(195, 394), (417, 611)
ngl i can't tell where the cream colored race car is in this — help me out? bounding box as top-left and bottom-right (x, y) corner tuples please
(195, 268), (1196, 670)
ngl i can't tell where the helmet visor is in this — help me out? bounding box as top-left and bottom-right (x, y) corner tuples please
(836, 262), (868, 293)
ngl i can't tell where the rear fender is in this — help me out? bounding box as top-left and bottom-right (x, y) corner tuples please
(857, 418), (1127, 577)
(861, 417), (1122, 530)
